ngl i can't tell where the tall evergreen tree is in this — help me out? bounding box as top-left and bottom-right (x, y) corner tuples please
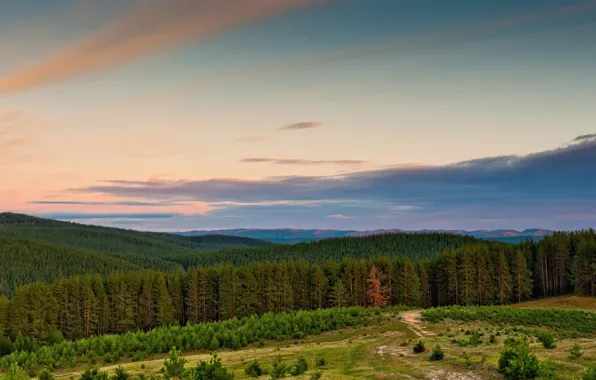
(512, 250), (533, 303)
(495, 251), (512, 305)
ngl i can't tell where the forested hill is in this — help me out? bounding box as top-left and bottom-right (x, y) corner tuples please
(0, 213), (271, 296)
(0, 213), (271, 257)
(165, 232), (480, 267)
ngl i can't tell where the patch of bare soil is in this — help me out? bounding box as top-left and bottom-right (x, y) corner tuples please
(425, 369), (485, 380)
(376, 344), (412, 358)
(400, 310), (436, 337)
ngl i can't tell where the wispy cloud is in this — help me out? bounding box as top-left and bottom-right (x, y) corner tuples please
(36, 212), (180, 220)
(279, 121), (322, 131)
(28, 200), (186, 207)
(326, 214), (353, 219)
(240, 158), (369, 166)
(0, 0), (323, 96)
(574, 133), (596, 142)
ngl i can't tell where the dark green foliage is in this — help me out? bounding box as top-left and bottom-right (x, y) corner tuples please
(309, 371), (323, 380)
(489, 335), (497, 344)
(0, 213), (270, 296)
(429, 345), (444, 361)
(315, 357), (327, 368)
(79, 368), (109, 380)
(188, 353), (234, 380)
(289, 357), (308, 376)
(37, 369), (54, 380)
(413, 341), (426, 353)
(0, 213), (269, 256)
(162, 348), (187, 380)
(110, 367), (130, 380)
(497, 338), (540, 380)
(166, 233), (477, 267)
(535, 331), (557, 349)
(244, 361), (264, 377)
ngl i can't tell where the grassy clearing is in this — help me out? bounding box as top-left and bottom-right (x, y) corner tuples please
(53, 305), (596, 380)
(510, 296), (596, 311)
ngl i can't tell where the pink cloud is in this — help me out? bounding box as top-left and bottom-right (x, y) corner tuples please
(0, 0), (323, 95)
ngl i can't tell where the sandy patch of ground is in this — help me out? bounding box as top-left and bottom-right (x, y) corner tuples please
(425, 369), (486, 380)
(400, 310), (436, 337)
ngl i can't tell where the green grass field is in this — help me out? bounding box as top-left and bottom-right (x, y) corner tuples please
(53, 299), (596, 380)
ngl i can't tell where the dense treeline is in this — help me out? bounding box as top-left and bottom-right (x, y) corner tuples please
(0, 231), (594, 345)
(0, 257), (421, 343)
(422, 305), (596, 333)
(0, 238), (183, 297)
(0, 214), (270, 296)
(0, 306), (406, 373)
(166, 233), (479, 267)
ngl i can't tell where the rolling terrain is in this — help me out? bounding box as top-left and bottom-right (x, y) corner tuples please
(177, 227), (552, 244)
(0, 213), (270, 296)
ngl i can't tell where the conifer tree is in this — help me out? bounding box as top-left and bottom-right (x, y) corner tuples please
(495, 251), (512, 305)
(328, 279), (346, 307)
(512, 250), (533, 303)
(366, 267), (390, 307)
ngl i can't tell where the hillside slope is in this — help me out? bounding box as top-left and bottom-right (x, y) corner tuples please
(0, 213), (270, 296)
(166, 232), (479, 267)
(0, 237), (149, 296)
(0, 213), (271, 257)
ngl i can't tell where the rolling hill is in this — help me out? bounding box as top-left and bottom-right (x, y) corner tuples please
(177, 227), (551, 244)
(0, 213), (271, 296)
(0, 213), (271, 256)
(165, 232), (480, 267)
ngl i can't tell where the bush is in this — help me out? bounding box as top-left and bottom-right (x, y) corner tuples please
(1, 364), (29, 380)
(270, 355), (287, 379)
(38, 370), (55, 380)
(413, 341), (426, 354)
(162, 348), (187, 380)
(569, 343), (584, 359)
(110, 367), (130, 380)
(429, 345), (444, 361)
(190, 353), (234, 380)
(535, 332), (557, 349)
(309, 371), (324, 380)
(537, 360), (556, 379)
(584, 367), (596, 380)
(79, 368), (109, 380)
(289, 357), (308, 376)
(245, 361), (264, 378)
(497, 338), (540, 380)
(489, 335), (497, 344)
(315, 357), (327, 368)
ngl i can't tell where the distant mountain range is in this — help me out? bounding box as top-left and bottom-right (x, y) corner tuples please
(175, 228), (553, 244)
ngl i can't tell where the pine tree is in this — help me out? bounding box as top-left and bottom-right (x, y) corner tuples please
(572, 240), (596, 296)
(512, 250), (533, 303)
(495, 251), (512, 305)
(366, 266), (390, 307)
(328, 279), (346, 307)
(398, 258), (421, 306)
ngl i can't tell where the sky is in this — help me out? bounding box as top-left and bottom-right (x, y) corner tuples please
(1, 0), (596, 231)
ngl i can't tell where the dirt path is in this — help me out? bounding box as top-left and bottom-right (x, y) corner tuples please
(400, 310), (436, 337)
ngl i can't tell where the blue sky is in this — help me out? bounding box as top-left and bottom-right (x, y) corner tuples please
(1, 0), (595, 230)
